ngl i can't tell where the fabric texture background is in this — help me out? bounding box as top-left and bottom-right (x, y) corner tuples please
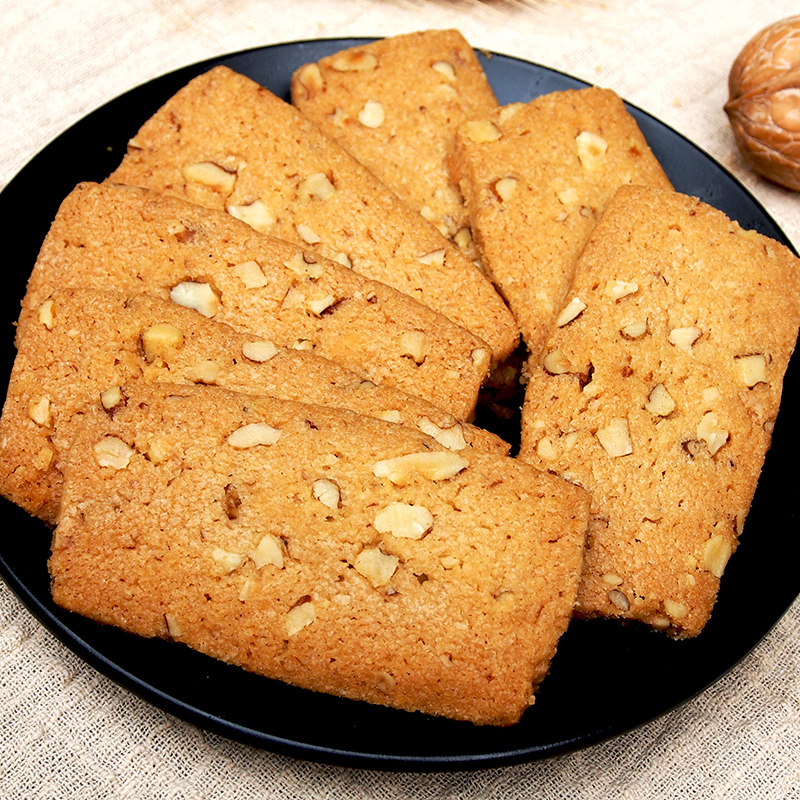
(1, 1), (799, 797)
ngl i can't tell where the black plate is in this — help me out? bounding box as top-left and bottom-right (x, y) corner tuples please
(1, 39), (798, 772)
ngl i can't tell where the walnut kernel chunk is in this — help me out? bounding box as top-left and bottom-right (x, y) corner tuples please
(464, 120), (502, 143)
(669, 326), (702, 353)
(169, 282), (221, 318)
(432, 60), (456, 80)
(227, 199), (275, 233)
(141, 323), (184, 361)
(242, 340), (280, 362)
(298, 172), (336, 201)
(100, 386), (124, 410)
(358, 100), (385, 128)
(556, 297), (587, 327)
(399, 330), (428, 364)
(494, 177), (518, 202)
(226, 422), (281, 448)
(735, 353), (768, 386)
(621, 319), (648, 339)
(373, 451), (468, 485)
(645, 383), (676, 416)
(417, 248), (446, 267)
(331, 51), (377, 71)
(38, 299), (55, 330)
(296, 63), (325, 96)
(286, 600), (316, 636)
(28, 396), (52, 427)
(697, 412), (729, 455)
(373, 502), (434, 540)
(596, 418), (633, 457)
(184, 360), (220, 384)
(576, 131), (608, 170)
(704, 534), (733, 577)
(312, 478), (340, 510)
(604, 279), (638, 300)
(250, 534), (284, 569)
(234, 260), (268, 289)
(212, 547), (246, 574)
(353, 547), (399, 587)
(416, 417), (467, 451)
(182, 161), (237, 193)
(93, 436), (135, 469)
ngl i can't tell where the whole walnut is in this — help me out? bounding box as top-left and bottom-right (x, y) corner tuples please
(725, 16), (800, 191)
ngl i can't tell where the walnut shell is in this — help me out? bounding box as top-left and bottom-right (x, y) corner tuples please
(725, 16), (800, 191)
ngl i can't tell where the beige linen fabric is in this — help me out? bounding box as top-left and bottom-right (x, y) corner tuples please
(1, 1), (799, 797)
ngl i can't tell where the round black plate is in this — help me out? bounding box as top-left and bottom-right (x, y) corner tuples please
(1, 39), (798, 772)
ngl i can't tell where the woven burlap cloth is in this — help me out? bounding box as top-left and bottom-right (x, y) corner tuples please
(2, 1), (799, 797)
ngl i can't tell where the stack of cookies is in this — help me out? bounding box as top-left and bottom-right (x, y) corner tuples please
(2, 29), (799, 726)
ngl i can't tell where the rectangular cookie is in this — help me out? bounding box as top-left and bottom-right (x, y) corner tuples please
(518, 185), (800, 636)
(20, 182), (491, 420)
(50, 383), (590, 726)
(451, 87), (672, 357)
(108, 65), (519, 362)
(0, 288), (508, 524)
(291, 30), (498, 256)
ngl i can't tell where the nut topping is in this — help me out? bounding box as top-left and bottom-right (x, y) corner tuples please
(331, 51), (378, 71)
(169, 282), (221, 318)
(226, 422), (281, 449)
(286, 600), (316, 637)
(141, 322), (184, 361)
(28, 396), (51, 427)
(576, 131), (609, 170)
(669, 326), (702, 353)
(233, 260), (268, 289)
(604, 279), (638, 300)
(373, 451), (469, 485)
(250, 533), (284, 569)
(227, 199), (275, 233)
(696, 412), (729, 455)
(295, 63), (325, 97)
(211, 547), (246, 574)
(373, 502), (434, 540)
(242, 340), (280, 362)
(398, 330), (428, 364)
(432, 60), (456, 81)
(182, 161), (237, 193)
(416, 417), (467, 451)
(494, 177), (518, 202)
(735, 353), (768, 386)
(464, 120), (502, 144)
(312, 478), (340, 510)
(596, 418), (633, 457)
(38, 299), (55, 330)
(703, 534), (733, 577)
(295, 223), (321, 245)
(645, 383), (676, 417)
(298, 172), (336, 201)
(556, 297), (587, 327)
(358, 99), (385, 128)
(353, 546), (399, 587)
(93, 436), (135, 469)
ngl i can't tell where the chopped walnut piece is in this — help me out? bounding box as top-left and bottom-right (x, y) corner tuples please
(38, 299), (55, 330)
(416, 417), (467, 451)
(494, 177), (518, 202)
(621, 319), (648, 339)
(645, 383), (676, 417)
(608, 588), (630, 611)
(33, 447), (53, 471)
(184, 360), (220, 384)
(306, 293), (337, 315)
(141, 323), (184, 361)
(431, 60), (456, 81)
(283, 251), (325, 279)
(353, 546), (399, 587)
(556, 187), (579, 205)
(703, 534), (733, 578)
(417, 248), (446, 267)
(398, 330), (428, 364)
(669, 326), (702, 353)
(93, 436), (135, 469)
(664, 599), (688, 619)
(234, 260), (268, 289)
(242, 340), (280, 362)
(164, 613), (183, 638)
(556, 297), (587, 327)
(169, 282), (221, 318)
(296, 62), (325, 96)
(100, 386), (124, 411)
(212, 547), (246, 574)
(576, 131), (608, 170)
(298, 172), (336, 201)
(312, 478), (340, 510)
(543, 349), (572, 375)
(227, 199), (275, 233)
(331, 51), (378, 71)
(696, 412), (728, 455)
(226, 422), (281, 449)
(250, 534), (284, 569)
(373, 451), (468, 485)
(602, 573), (624, 586)
(28, 396), (51, 427)
(464, 120), (502, 143)
(374, 502), (434, 540)
(182, 161), (237, 193)
(536, 436), (558, 461)
(286, 600), (316, 637)
(596, 418), (633, 457)
(735, 353), (767, 386)
(358, 99), (385, 128)
(604, 279), (638, 300)
(296, 223), (321, 245)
